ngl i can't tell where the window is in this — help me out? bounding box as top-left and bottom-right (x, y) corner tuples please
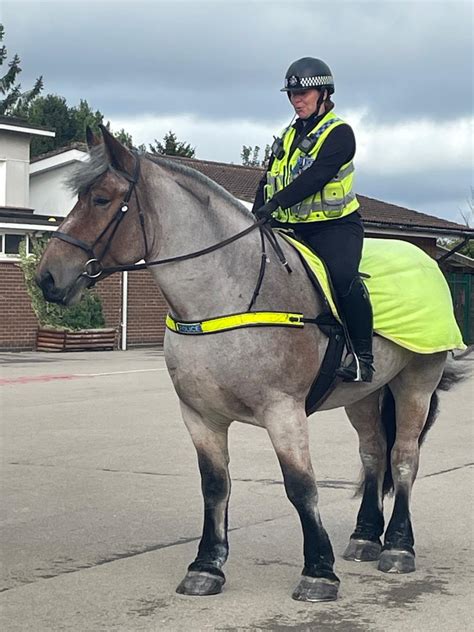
(5, 234), (23, 254)
(0, 233), (30, 258)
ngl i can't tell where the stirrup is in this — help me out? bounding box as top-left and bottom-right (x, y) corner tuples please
(336, 355), (374, 383)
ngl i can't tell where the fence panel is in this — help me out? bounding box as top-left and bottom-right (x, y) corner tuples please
(446, 273), (473, 345)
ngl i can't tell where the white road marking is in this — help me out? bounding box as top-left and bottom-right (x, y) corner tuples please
(74, 368), (168, 378)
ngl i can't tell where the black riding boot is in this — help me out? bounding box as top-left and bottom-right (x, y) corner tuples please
(335, 277), (375, 383)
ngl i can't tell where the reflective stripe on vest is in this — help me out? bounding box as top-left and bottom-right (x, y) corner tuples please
(265, 111), (359, 223)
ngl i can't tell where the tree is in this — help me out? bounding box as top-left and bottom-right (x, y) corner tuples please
(241, 144), (271, 167)
(26, 95), (104, 156)
(112, 127), (134, 149)
(459, 186), (474, 230)
(27, 94), (74, 156)
(438, 187), (474, 259)
(72, 99), (104, 142)
(149, 130), (195, 157)
(26, 94), (144, 157)
(0, 23), (43, 116)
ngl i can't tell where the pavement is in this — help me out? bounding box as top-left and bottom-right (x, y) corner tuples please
(0, 348), (473, 632)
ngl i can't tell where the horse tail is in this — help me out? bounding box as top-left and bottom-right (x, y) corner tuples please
(380, 354), (471, 496)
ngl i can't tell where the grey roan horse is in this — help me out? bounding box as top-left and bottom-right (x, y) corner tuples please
(36, 126), (461, 602)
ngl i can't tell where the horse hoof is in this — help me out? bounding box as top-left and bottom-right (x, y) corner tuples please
(343, 538), (381, 562)
(378, 549), (416, 574)
(292, 576), (340, 602)
(176, 570), (225, 596)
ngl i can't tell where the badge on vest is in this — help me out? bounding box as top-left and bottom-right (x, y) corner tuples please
(292, 156), (315, 178)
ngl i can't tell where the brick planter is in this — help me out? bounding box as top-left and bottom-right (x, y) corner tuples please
(36, 327), (117, 352)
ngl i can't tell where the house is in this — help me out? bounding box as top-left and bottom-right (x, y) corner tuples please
(1, 125), (472, 350)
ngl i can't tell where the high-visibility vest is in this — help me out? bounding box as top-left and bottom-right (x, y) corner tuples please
(265, 111), (359, 223)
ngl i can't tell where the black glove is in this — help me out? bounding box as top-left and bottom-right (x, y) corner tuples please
(254, 198), (279, 220)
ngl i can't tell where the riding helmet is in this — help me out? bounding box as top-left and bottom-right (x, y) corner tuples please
(281, 57), (335, 94)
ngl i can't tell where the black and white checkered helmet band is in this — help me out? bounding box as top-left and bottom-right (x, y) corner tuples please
(285, 74), (334, 89)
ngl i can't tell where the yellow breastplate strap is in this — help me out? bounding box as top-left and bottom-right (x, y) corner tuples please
(166, 311), (305, 335)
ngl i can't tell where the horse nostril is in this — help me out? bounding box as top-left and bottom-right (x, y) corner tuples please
(36, 270), (52, 291)
(37, 271), (63, 303)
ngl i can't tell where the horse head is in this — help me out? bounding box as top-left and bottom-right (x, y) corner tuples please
(36, 126), (147, 305)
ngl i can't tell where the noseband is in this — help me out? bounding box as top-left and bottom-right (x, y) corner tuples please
(51, 151), (147, 279)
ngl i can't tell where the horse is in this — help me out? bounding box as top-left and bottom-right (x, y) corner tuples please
(35, 125), (463, 602)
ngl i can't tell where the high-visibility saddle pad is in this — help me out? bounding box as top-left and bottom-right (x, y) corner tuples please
(280, 233), (466, 354)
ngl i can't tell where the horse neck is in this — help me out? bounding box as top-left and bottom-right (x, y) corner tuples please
(141, 160), (262, 319)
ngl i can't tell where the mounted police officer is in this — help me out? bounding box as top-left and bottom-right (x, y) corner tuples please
(253, 57), (374, 382)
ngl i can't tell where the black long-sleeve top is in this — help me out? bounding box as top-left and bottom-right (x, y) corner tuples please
(252, 111), (356, 224)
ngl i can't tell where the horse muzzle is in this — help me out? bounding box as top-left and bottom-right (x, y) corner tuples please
(36, 269), (88, 306)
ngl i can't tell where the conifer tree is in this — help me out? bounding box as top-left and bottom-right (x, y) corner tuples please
(0, 24), (43, 116)
(149, 130), (196, 157)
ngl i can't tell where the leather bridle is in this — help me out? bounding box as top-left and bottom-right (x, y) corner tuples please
(50, 152), (291, 312)
(51, 151), (147, 279)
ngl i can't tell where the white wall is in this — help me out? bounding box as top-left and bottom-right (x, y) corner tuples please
(30, 164), (79, 217)
(29, 150), (87, 217)
(0, 131), (30, 207)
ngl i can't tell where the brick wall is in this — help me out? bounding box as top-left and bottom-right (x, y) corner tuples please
(0, 262), (38, 350)
(365, 233), (437, 257)
(0, 263), (169, 351)
(94, 275), (122, 341)
(126, 270), (168, 347)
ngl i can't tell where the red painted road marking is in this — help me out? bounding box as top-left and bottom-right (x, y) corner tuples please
(0, 368), (166, 385)
(0, 374), (78, 385)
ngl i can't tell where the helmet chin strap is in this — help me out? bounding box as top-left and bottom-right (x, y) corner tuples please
(288, 89), (328, 120)
(315, 89), (328, 116)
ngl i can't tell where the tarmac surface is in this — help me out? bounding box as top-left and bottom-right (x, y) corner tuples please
(0, 348), (473, 631)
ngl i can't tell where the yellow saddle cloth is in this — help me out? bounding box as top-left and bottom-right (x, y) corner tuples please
(281, 233), (466, 354)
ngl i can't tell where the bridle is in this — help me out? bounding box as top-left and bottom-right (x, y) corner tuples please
(51, 151), (291, 310)
(51, 151), (147, 279)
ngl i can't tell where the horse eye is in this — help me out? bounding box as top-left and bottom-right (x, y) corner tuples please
(93, 197), (110, 206)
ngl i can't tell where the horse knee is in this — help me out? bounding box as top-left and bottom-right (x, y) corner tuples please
(282, 468), (318, 507)
(390, 445), (420, 486)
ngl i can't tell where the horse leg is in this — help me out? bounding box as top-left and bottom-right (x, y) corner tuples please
(343, 389), (386, 562)
(265, 400), (340, 602)
(378, 354), (445, 573)
(176, 401), (231, 596)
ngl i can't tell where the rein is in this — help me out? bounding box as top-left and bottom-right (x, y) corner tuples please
(51, 152), (292, 298)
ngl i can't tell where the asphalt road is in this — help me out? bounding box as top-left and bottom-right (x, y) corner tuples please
(0, 349), (473, 632)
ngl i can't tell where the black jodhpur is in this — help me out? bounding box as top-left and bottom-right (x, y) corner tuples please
(281, 212), (374, 382)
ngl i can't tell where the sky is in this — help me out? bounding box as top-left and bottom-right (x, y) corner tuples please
(1, 0), (473, 222)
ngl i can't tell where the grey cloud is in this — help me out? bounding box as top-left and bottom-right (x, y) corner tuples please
(3, 1), (472, 123)
(357, 165), (473, 223)
(2, 1), (472, 222)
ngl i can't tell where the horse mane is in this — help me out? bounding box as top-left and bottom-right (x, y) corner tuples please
(66, 145), (255, 221)
(66, 145), (109, 195)
(144, 153), (254, 219)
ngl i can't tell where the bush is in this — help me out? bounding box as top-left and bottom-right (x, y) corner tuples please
(19, 234), (106, 331)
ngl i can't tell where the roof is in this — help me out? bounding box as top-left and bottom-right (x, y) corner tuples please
(31, 145), (473, 237)
(0, 115), (55, 137)
(30, 142), (88, 163)
(0, 207), (61, 227)
(437, 245), (474, 270)
(161, 154), (265, 204)
(356, 195), (471, 234)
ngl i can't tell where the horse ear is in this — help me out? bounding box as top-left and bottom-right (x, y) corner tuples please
(86, 126), (101, 149)
(99, 124), (135, 175)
